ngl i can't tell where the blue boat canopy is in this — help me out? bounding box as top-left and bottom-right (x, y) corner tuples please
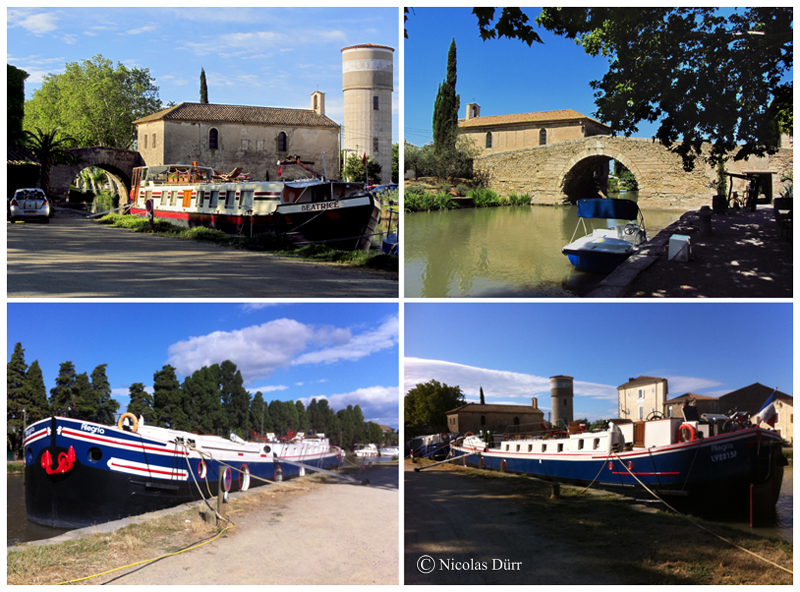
(576, 198), (641, 220)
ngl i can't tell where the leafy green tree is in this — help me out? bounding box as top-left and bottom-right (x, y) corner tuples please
(70, 372), (96, 421)
(432, 39), (460, 159)
(250, 391), (271, 436)
(8, 65), (29, 145)
(24, 127), (78, 196)
(50, 361), (78, 415)
(405, 379), (466, 427)
(391, 142), (399, 183)
(343, 153), (382, 184)
(295, 400), (309, 434)
(153, 365), (188, 430)
(127, 382), (157, 424)
(200, 68), (209, 104)
(182, 366), (223, 434)
(89, 364), (119, 424)
(24, 54), (162, 148)
(7, 343), (29, 456)
(218, 361), (250, 434)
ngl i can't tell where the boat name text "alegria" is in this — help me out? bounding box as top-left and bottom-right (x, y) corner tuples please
(301, 202), (342, 212)
(80, 423), (106, 435)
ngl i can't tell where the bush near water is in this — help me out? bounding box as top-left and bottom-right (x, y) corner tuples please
(404, 183), (532, 212)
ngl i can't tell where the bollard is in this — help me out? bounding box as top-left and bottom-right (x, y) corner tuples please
(216, 473), (228, 526)
(551, 482), (561, 500)
(697, 205), (712, 237)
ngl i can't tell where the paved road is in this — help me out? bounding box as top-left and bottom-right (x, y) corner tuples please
(7, 217), (398, 298)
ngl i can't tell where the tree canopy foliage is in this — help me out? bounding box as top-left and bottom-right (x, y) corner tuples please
(343, 153), (382, 184)
(407, 8), (792, 170)
(405, 379), (466, 428)
(24, 54), (162, 149)
(6, 344), (395, 458)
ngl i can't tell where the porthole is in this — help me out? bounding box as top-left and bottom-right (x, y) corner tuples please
(88, 447), (103, 462)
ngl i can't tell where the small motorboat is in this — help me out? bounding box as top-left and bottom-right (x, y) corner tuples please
(562, 198), (649, 273)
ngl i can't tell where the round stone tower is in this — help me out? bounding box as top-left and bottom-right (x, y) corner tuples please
(550, 375), (574, 428)
(341, 44), (394, 182)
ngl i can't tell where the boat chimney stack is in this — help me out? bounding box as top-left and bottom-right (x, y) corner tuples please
(550, 375), (574, 428)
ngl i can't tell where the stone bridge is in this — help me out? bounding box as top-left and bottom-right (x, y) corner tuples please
(49, 147), (145, 202)
(475, 136), (792, 210)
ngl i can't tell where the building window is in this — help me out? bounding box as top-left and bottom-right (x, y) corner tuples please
(373, 137), (379, 151)
(373, 96), (379, 110)
(486, 132), (492, 148)
(143, 135), (148, 150)
(638, 406), (644, 420)
(257, 139), (266, 151)
(480, 415), (486, 426)
(277, 131), (287, 152)
(152, 134), (156, 148)
(539, 128), (547, 145)
(209, 128), (219, 150)
(638, 388), (644, 400)
(241, 139), (250, 150)
(514, 416), (520, 425)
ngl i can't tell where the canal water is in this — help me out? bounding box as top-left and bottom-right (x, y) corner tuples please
(404, 197), (684, 298)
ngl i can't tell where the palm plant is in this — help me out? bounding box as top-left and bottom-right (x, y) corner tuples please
(24, 127), (78, 196)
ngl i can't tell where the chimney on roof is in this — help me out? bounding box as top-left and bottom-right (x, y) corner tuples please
(629, 377), (635, 382)
(531, 397), (538, 409)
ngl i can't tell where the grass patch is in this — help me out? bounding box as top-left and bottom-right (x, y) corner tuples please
(7, 461), (24, 474)
(94, 214), (395, 272)
(404, 190), (458, 212)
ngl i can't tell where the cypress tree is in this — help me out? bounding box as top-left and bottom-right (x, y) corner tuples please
(50, 361), (78, 415)
(200, 68), (208, 104)
(432, 38), (460, 157)
(90, 364), (119, 425)
(249, 391), (270, 436)
(71, 372), (95, 421)
(480, 386), (485, 405)
(7, 344), (30, 457)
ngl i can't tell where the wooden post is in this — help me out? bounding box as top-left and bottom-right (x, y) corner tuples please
(216, 473), (228, 526)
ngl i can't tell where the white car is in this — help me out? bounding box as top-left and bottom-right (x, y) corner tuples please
(9, 188), (50, 223)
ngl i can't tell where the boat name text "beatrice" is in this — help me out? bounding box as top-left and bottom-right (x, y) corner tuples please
(301, 202), (342, 212)
(80, 423), (106, 435)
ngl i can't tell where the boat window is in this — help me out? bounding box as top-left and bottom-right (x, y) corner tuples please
(159, 192), (167, 206)
(240, 190), (253, 209)
(578, 439), (584, 450)
(170, 191), (177, 206)
(209, 128), (219, 150)
(486, 132), (492, 148)
(541, 444), (546, 453)
(528, 444), (533, 452)
(277, 132), (287, 152)
(209, 190), (219, 208)
(504, 444), (510, 452)
(225, 190), (236, 208)
(516, 444), (520, 452)
(539, 128), (547, 145)
(197, 191), (205, 208)
(558, 443), (564, 452)
(593, 439), (600, 450)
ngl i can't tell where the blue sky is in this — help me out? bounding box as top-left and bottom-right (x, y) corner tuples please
(404, 303), (793, 422)
(7, 7), (399, 142)
(7, 302), (400, 428)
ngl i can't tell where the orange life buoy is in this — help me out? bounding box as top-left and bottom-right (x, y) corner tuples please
(679, 423), (696, 442)
(117, 412), (139, 433)
(441, 433), (450, 441)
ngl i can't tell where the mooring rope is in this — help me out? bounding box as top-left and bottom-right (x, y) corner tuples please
(612, 453), (792, 575)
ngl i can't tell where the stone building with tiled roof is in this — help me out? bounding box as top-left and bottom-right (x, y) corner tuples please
(458, 104), (611, 156)
(664, 392), (722, 420)
(617, 376), (669, 422)
(446, 399), (544, 435)
(134, 98), (340, 181)
(720, 383), (793, 444)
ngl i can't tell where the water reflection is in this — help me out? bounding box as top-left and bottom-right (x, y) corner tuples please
(404, 201), (683, 298)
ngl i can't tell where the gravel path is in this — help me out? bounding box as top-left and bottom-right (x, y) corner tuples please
(105, 465), (398, 585)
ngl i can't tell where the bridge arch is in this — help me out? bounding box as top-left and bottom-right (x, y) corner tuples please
(556, 142), (643, 203)
(48, 147), (145, 202)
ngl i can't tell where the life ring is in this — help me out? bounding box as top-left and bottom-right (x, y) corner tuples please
(679, 423), (696, 442)
(197, 460), (207, 479)
(441, 433), (450, 442)
(117, 413), (139, 433)
(464, 432), (474, 437)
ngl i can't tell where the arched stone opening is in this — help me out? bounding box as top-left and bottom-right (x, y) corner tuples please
(557, 147), (642, 204)
(48, 147), (144, 203)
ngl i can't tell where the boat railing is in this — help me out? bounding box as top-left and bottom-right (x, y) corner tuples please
(501, 422), (564, 441)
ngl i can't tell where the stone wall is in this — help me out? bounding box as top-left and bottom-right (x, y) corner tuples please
(48, 147), (145, 202)
(475, 136), (793, 210)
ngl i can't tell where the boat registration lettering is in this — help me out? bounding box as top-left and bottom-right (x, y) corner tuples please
(710, 442), (736, 462)
(301, 202), (341, 212)
(80, 423), (105, 435)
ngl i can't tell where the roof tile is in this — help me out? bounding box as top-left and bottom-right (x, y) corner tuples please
(134, 102), (339, 129)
